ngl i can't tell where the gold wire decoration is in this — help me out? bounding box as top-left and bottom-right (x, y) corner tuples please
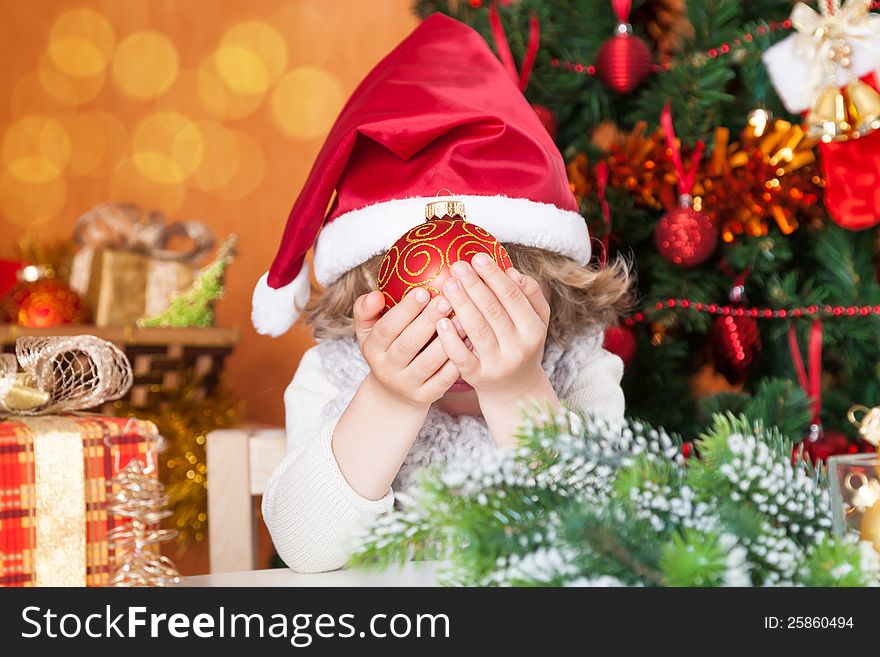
(107, 441), (181, 587)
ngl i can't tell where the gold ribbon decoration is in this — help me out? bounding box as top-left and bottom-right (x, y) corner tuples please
(72, 202), (215, 263)
(0, 336), (133, 415)
(791, 0), (880, 97)
(26, 416), (88, 587)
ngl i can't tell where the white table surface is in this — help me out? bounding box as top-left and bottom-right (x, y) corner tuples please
(182, 562), (441, 587)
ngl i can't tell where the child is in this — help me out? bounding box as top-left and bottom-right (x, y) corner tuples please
(252, 14), (630, 573)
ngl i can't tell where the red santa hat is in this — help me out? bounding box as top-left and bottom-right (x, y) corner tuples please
(252, 13), (588, 337)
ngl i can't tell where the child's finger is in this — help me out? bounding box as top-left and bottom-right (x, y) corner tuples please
(449, 259), (517, 342)
(352, 291), (386, 346)
(406, 337), (448, 382)
(470, 255), (538, 330)
(368, 287), (431, 352)
(390, 295), (453, 365)
(425, 359), (461, 395)
(437, 317), (480, 376)
(515, 274), (551, 327)
(442, 280), (499, 360)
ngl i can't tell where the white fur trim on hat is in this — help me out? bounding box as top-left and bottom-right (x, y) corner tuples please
(312, 195), (589, 286)
(252, 266), (311, 337)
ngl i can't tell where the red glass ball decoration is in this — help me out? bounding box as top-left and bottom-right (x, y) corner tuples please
(603, 325), (637, 367)
(655, 203), (718, 267)
(710, 315), (760, 384)
(377, 201), (512, 312)
(595, 26), (653, 94)
(532, 104), (558, 140)
(1, 277), (88, 328)
(800, 430), (852, 464)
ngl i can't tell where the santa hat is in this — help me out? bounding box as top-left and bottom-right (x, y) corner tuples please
(252, 13), (588, 337)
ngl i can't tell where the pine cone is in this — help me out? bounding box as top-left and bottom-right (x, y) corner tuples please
(633, 0), (693, 63)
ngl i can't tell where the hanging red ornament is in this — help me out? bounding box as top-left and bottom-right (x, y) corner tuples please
(603, 325), (637, 366)
(800, 430), (852, 464)
(595, 0), (653, 94)
(654, 103), (717, 266)
(655, 200), (717, 267)
(377, 197), (512, 312)
(532, 104), (558, 140)
(710, 315), (761, 384)
(1, 266), (88, 328)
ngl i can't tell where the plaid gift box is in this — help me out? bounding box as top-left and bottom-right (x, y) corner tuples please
(0, 415), (158, 587)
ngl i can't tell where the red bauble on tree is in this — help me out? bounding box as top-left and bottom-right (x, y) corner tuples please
(532, 104), (558, 140)
(603, 325), (637, 367)
(800, 430), (854, 465)
(595, 0), (653, 94)
(1, 266), (87, 328)
(710, 314), (761, 384)
(377, 198), (512, 312)
(655, 197), (718, 267)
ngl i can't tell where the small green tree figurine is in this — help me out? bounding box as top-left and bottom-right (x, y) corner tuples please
(138, 234), (238, 328)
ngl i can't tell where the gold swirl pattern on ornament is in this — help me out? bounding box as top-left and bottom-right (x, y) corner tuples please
(446, 233), (496, 266)
(460, 220), (496, 243)
(377, 245), (399, 289)
(399, 241), (444, 283)
(405, 219), (455, 244)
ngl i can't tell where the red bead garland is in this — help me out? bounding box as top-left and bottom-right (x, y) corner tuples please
(622, 299), (880, 326)
(548, 18), (798, 80)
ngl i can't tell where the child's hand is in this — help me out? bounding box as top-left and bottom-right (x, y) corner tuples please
(353, 288), (461, 407)
(435, 252), (552, 403)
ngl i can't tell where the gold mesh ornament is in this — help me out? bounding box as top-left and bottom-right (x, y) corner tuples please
(0, 335), (132, 414)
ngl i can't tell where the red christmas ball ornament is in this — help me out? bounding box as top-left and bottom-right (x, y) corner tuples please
(655, 197), (718, 267)
(1, 266), (87, 328)
(603, 325), (637, 367)
(800, 429), (852, 464)
(532, 104), (558, 140)
(377, 198), (512, 312)
(710, 314), (761, 384)
(596, 22), (653, 94)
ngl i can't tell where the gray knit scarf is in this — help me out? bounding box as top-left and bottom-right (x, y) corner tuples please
(316, 332), (602, 492)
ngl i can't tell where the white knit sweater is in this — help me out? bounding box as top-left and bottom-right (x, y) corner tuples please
(262, 333), (625, 573)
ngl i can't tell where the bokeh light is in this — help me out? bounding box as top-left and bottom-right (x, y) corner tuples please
(112, 31), (179, 99)
(271, 67), (343, 139)
(207, 130), (264, 200)
(195, 59), (265, 120)
(48, 8), (115, 78)
(0, 171), (68, 227)
(108, 158), (185, 215)
(188, 122), (241, 192)
(53, 111), (128, 177)
(2, 116), (71, 184)
(132, 112), (204, 184)
(214, 22), (287, 95)
(38, 52), (106, 107)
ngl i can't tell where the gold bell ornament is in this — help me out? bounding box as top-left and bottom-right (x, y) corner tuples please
(846, 79), (880, 135)
(848, 403), (880, 448)
(807, 86), (852, 141)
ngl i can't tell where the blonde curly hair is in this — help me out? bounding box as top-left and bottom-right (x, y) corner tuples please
(305, 244), (633, 346)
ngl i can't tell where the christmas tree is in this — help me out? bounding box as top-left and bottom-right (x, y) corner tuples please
(418, 0), (880, 456)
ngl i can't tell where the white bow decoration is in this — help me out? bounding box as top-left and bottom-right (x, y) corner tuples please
(763, 0), (880, 113)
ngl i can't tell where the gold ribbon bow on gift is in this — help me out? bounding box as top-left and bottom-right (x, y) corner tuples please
(791, 0), (880, 96)
(0, 336), (133, 415)
(73, 202), (215, 262)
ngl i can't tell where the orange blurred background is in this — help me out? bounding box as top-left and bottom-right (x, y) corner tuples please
(0, 0), (419, 425)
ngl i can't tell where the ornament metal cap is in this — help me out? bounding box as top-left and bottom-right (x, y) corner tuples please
(425, 193), (466, 220)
